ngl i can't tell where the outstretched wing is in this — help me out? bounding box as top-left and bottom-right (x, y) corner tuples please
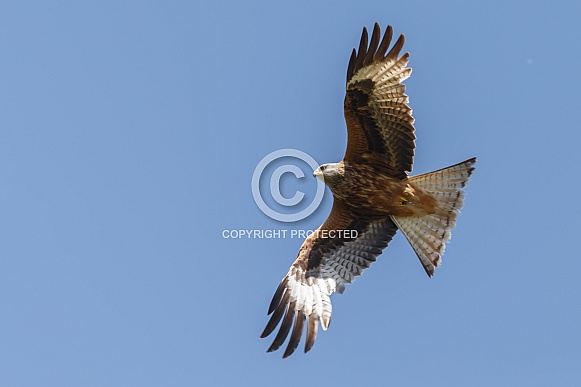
(260, 200), (398, 358)
(344, 23), (416, 179)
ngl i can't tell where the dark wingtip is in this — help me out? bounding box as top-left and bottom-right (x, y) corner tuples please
(353, 26), (368, 73)
(385, 33), (406, 61)
(375, 25), (393, 59)
(348, 24), (406, 85)
(267, 278), (288, 314)
(266, 302), (295, 353)
(304, 315), (318, 353)
(261, 290), (290, 338)
(363, 23), (381, 66)
(346, 48), (357, 85)
(260, 305), (283, 338)
(282, 310), (305, 358)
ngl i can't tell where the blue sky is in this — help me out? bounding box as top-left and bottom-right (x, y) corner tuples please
(1, 1), (580, 385)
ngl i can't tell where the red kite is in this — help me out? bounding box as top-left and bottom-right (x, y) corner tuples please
(261, 23), (476, 358)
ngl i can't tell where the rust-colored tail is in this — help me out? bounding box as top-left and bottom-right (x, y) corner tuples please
(391, 157), (476, 276)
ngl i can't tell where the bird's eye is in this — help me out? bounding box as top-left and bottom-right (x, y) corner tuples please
(320, 166), (326, 171)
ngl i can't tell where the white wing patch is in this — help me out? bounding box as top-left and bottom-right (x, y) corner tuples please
(261, 218), (398, 358)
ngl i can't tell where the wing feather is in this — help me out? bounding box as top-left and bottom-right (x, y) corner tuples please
(304, 314), (318, 353)
(283, 310), (306, 359)
(267, 301), (295, 353)
(261, 200), (398, 357)
(375, 25), (393, 59)
(354, 26), (368, 72)
(344, 23), (416, 179)
(267, 277), (287, 314)
(261, 286), (289, 339)
(363, 23), (380, 66)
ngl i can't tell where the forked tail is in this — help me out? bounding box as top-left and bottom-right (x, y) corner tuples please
(390, 157), (476, 276)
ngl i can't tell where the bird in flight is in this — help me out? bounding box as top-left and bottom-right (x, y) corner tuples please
(261, 23), (476, 358)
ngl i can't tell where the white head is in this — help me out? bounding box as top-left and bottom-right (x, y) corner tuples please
(313, 163), (341, 183)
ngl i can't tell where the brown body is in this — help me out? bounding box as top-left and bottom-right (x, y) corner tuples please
(325, 156), (438, 218)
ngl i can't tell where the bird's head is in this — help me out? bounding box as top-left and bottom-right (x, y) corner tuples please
(313, 163), (341, 183)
